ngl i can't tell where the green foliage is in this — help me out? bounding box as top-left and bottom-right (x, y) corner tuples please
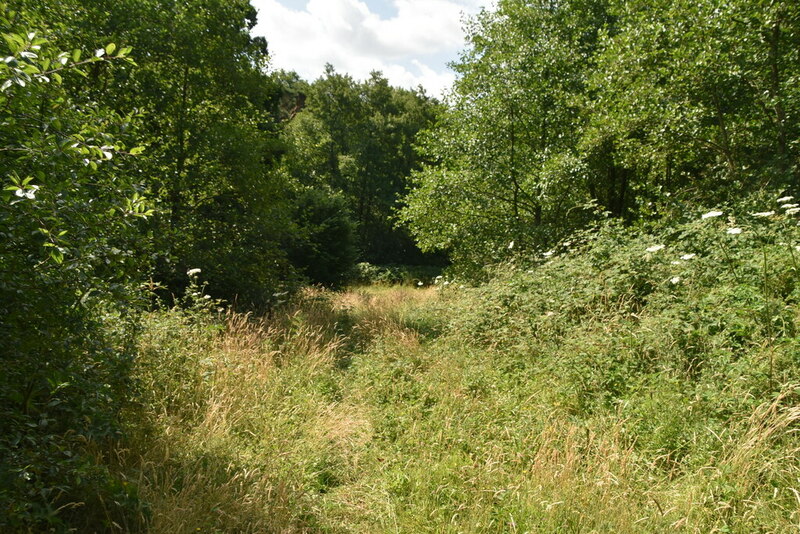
(281, 67), (440, 266)
(0, 5), (148, 530)
(288, 188), (358, 287)
(349, 262), (443, 286)
(453, 194), (800, 454)
(28, 0), (299, 306)
(401, 0), (800, 272)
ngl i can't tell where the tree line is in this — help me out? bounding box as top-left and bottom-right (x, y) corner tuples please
(400, 0), (800, 271)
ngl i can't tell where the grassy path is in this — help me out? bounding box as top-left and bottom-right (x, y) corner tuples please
(122, 285), (800, 533)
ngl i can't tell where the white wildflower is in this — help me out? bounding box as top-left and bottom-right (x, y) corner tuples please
(777, 196), (794, 203)
(186, 268), (201, 276)
(14, 185), (39, 200)
(670, 276), (681, 285)
(701, 210), (723, 219)
(508, 240), (515, 250)
(727, 228), (742, 235)
(781, 204), (798, 209)
(543, 250), (554, 257)
(751, 211), (775, 217)
(681, 253), (697, 260)
(646, 244), (665, 253)
(417, 281), (423, 286)
(787, 208), (800, 215)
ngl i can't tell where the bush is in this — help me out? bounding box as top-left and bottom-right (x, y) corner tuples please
(288, 188), (358, 287)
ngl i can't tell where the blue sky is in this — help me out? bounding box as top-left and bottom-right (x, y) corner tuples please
(250, 0), (487, 97)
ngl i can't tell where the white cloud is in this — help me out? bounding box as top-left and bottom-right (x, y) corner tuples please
(250, 0), (485, 96)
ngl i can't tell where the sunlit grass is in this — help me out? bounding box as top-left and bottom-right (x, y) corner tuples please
(120, 245), (800, 533)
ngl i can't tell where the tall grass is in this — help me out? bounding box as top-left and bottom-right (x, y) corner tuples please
(118, 208), (800, 532)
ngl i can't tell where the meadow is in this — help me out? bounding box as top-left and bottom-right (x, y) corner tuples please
(120, 202), (800, 533)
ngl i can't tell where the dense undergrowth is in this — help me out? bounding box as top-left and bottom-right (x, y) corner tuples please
(105, 196), (800, 533)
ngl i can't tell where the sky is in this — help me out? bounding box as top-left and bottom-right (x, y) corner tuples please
(250, 0), (488, 97)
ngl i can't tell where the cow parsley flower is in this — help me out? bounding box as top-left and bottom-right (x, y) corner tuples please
(646, 244), (665, 253)
(701, 210), (723, 219)
(787, 208), (800, 215)
(727, 228), (742, 235)
(670, 276), (681, 285)
(751, 211), (775, 217)
(187, 268), (202, 276)
(777, 196), (794, 203)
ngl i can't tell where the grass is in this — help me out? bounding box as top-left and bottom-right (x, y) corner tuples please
(117, 210), (800, 532)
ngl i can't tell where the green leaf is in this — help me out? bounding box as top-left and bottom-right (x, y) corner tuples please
(105, 43), (116, 55)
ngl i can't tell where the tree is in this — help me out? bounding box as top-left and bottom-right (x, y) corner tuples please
(27, 0), (299, 305)
(0, 5), (148, 528)
(400, 0), (610, 269)
(281, 67), (439, 268)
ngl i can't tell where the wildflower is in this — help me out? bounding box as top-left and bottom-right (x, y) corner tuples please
(701, 210), (723, 219)
(777, 196), (794, 203)
(670, 276), (681, 285)
(508, 240), (515, 250)
(187, 268), (201, 276)
(14, 185), (39, 200)
(781, 204), (798, 209)
(681, 253), (697, 260)
(786, 208), (800, 215)
(751, 211), (775, 217)
(646, 244), (665, 253)
(727, 228), (742, 235)
(417, 281), (423, 286)
(543, 250), (554, 257)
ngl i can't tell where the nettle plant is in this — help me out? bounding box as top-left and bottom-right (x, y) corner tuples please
(0, 7), (151, 531)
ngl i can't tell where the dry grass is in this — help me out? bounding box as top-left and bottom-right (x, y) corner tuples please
(122, 284), (800, 532)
